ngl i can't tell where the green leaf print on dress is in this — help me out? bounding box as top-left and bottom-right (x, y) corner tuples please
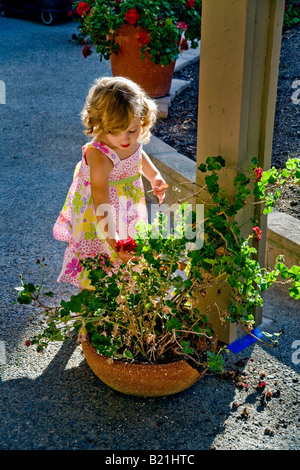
(85, 223), (97, 241)
(74, 208), (98, 240)
(73, 191), (84, 215)
(116, 182), (144, 204)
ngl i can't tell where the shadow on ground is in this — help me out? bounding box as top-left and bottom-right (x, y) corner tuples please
(0, 338), (238, 450)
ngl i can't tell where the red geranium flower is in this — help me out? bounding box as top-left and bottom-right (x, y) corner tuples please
(180, 39), (189, 50)
(137, 31), (151, 46)
(177, 21), (188, 31)
(252, 226), (262, 241)
(185, 0), (195, 8)
(115, 237), (137, 253)
(82, 45), (93, 58)
(254, 167), (263, 183)
(77, 2), (90, 17)
(25, 340), (31, 347)
(125, 8), (140, 25)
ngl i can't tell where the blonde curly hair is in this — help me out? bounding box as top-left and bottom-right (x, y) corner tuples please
(81, 76), (158, 144)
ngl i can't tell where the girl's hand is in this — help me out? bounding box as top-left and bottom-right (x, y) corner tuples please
(116, 247), (140, 263)
(151, 175), (169, 204)
(107, 238), (140, 263)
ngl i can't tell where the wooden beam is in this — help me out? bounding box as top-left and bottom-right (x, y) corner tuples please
(196, 0), (285, 343)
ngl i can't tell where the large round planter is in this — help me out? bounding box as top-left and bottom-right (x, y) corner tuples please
(81, 332), (217, 397)
(109, 25), (176, 99)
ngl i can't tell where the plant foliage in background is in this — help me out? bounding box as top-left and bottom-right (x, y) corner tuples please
(283, 0), (300, 30)
(71, 0), (202, 65)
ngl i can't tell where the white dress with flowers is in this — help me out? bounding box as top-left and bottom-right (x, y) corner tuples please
(53, 141), (148, 289)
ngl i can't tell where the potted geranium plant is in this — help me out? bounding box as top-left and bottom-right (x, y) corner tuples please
(70, 0), (202, 97)
(17, 157), (300, 397)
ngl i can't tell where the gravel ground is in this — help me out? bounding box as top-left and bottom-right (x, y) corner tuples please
(154, 25), (300, 220)
(0, 15), (299, 452)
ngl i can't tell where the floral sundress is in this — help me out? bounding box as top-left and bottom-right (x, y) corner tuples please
(53, 141), (148, 289)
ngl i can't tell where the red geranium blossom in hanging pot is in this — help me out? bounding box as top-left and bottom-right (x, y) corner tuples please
(76, 1), (90, 16)
(124, 8), (140, 25)
(137, 31), (151, 46)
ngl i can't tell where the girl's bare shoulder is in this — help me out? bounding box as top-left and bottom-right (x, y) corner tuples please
(85, 145), (113, 173)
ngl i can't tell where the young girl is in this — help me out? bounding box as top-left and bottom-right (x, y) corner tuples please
(53, 76), (167, 289)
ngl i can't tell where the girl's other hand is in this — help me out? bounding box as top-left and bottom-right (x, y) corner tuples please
(152, 175), (169, 204)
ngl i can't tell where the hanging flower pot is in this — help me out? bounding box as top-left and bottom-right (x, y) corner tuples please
(109, 25), (176, 99)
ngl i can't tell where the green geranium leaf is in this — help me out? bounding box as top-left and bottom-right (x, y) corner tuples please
(166, 317), (182, 332)
(203, 258), (218, 265)
(44, 291), (54, 297)
(198, 163), (207, 172)
(289, 282), (300, 299)
(123, 350), (133, 360)
(288, 265), (300, 280)
(276, 262), (289, 279)
(16, 292), (32, 304)
(205, 173), (219, 194)
(206, 156), (225, 171)
(181, 340), (194, 355)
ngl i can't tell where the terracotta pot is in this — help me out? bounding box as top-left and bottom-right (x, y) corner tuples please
(81, 331), (217, 397)
(109, 25), (176, 99)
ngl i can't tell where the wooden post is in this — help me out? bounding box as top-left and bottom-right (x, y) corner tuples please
(196, 0), (285, 343)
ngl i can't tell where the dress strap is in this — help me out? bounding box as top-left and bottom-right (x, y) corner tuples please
(83, 141), (120, 166)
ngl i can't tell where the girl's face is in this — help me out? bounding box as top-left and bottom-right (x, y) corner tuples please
(105, 116), (141, 151)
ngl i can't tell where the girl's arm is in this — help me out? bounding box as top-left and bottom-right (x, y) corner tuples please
(86, 147), (137, 262)
(141, 150), (168, 204)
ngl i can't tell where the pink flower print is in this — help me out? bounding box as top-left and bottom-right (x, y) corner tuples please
(58, 213), (66, 225)
(65, 259), (83, 277)
(97, 143), (109, 155)
(83, 180), (90, 186)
